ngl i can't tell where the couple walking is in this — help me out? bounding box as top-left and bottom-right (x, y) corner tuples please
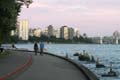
(34, 42), (44, 55)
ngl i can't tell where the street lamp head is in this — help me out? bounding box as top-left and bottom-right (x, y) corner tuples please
(16, 0), (33, 8)
(25, 0), (33, 8)
(26, 1), (30, 8)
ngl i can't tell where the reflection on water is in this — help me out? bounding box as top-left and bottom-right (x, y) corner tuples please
(15, 44), (120, 80)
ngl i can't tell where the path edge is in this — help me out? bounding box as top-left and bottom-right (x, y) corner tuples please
(14, 49), (99, 80)
(0, 51), (32, 80)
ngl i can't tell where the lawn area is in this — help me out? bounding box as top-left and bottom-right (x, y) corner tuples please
(0, 51), (10, 58)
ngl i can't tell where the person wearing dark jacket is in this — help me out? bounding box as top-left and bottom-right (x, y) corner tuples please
(34, 43), (38, 55)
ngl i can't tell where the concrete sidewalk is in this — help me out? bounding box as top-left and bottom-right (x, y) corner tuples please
(15, 51), (88, 80)
(0, 50), (31, 80)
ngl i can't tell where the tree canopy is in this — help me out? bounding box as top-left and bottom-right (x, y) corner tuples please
(0, 0), (21, 43)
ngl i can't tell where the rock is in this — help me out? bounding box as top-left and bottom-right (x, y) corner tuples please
(102, 71), (117, 77)
(90, 56), (95, 63)
(78, 53), (91, 61)
(96, 64), (105, 68)
(96, 58), (105, 68)
(102, 63), (117, 77)
(73, 53), (79, 56)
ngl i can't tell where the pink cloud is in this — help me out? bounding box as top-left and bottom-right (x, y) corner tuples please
(19, 0), (120, 37)
(30, 2), (49, 8)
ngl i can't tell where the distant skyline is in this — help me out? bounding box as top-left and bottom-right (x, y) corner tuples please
(19, 0), (120, 37)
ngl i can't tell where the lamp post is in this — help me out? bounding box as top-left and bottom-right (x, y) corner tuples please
(16, 0), (33, 8)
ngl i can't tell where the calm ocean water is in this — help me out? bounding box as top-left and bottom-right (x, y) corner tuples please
(15, 44), (120, 80)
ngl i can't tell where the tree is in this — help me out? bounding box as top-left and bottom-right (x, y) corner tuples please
(0, 0), (22, 43)
(83, 33), (87, 38)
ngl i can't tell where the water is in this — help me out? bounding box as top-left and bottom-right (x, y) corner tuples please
(15, 44), (120, 80)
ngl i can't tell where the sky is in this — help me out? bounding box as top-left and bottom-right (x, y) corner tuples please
(19, 0), (120, 37)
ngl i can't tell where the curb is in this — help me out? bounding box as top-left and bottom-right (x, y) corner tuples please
(0, 54), (32, 80)
(13, 49), (99, 80)
(44, 52), (99, 80)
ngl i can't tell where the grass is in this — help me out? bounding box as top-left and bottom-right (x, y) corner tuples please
(0, 51), (10, 58)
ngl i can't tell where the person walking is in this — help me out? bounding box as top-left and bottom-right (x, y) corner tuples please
(12, 44), (16, 49)
(34, 42), (38, 55)
(40, 42), (44, 55)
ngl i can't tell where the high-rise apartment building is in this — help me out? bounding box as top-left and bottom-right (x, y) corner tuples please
(60, 26), (69, 40)
(18, 19), (29, 40)
(48, 25), (54, 37)
(11, 30), (18, 36)
(74, 28), (80, 38)
(44, 27), (48, 36)
(33, 28), (41, 37)
(10, 21), (19, 36)
(54, 29), (60, 38)
(113, 31), (119, 44)
(29, 28), (34, 37)
(68, 28), (74, 40)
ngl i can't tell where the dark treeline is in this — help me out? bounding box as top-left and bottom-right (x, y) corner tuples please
(8, 35), (93, 44)
(0, 0), (22, 44)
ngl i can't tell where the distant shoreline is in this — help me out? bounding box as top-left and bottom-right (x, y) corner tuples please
(9, 42), (120, 45)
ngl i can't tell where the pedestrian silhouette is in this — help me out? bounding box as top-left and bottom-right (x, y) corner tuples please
(40, 42), (44, 55)
(34, 43), (38, 55)
(12, 44), (16, 49)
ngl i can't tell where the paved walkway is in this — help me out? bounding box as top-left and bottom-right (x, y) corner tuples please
(15, 51), (88, 80)
(0, 50), (29, 78)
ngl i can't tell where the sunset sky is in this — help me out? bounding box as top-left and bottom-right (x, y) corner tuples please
(19, 0), (120, 37)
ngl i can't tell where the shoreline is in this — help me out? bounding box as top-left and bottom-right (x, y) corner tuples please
(13, 49), (99, 80)
(44, 52), (99, 80)
(2, 43), (120, 46)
